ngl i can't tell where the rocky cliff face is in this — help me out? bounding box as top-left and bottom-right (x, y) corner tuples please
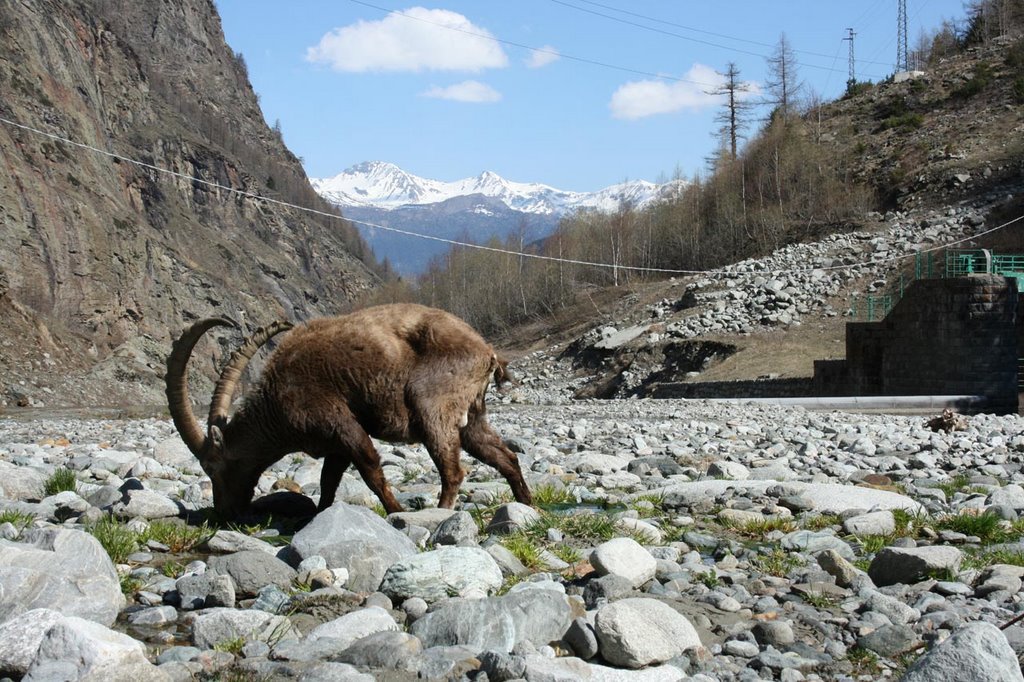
(0, 0), (379, 407)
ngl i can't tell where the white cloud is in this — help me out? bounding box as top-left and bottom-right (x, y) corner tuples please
(421, 80), (502, 103)
(305, 7), (508, 73)
(525, 46), (560, 68)
(609, 63), (760, 120)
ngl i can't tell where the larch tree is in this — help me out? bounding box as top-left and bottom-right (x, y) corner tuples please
(711, 62), (752, 162)
(764, 33), (803, 118)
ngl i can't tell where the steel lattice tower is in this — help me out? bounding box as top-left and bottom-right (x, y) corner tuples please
(897, 0), (909, 72)
(844, 28), (856, 85)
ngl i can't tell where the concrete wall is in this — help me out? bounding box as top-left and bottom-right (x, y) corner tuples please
(815, 275), (1019, 413)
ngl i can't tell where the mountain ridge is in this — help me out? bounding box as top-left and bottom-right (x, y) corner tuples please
(312, 161), (685, 215)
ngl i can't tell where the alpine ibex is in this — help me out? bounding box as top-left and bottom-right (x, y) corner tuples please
(166, 303), (533, 518)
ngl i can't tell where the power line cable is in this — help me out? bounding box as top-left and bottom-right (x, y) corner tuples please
(1, 114), (1019, 278)
(549, 0), (889, 79)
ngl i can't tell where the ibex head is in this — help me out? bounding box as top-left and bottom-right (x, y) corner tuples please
(165, 318), (292, 518)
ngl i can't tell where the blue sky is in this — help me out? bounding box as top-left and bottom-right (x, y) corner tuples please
(215, 0), (967, 192)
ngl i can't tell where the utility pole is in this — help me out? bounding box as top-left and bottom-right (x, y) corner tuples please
(897, 0), (909, 72)
(843, 28), (856, 89)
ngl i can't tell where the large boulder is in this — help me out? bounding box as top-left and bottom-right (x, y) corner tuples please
(379, 546), (503, 602)
(289, 503), (417, 592)
(0, 528), (124, 626)
(594, 598), (702, 669)
(22, 616), (170, 682)
(0, 608), (64, 676)
(411, 584), (573, 652)
(902, 622), (1023, 682)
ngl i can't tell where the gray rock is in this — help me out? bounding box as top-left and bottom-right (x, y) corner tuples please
(207, 550), (297, 596)
(388, 508), (457, 533)
(23, 616), (169, 682)
(781, 530), (855, 560)
(332, 630), (423, 670)
(752, 620), (795, 647)
(594, 597), (701, 669)
(842, 510), (896, 537)
(590, 537), (656, 588)
(0, 608), (64, 676)
(290, 503), (418, 592)
(817, 549), (870, 589)
(295, 661), (374, 681)
(202, 529), (279, 555)
(307, 606), (399, 648)
(485, 543), (530, 578)
(429, 511), (478, 546)
(191, 608), (300, 650)
(0, 461), (47, 501)
(902, 622), (1023, 682)
(869, 546), (963, 586)
(379, 546), (503, 602)
(0, 528), (124, 626)
(584, 574), (634, 609)
(485, 502), (541, 534)
(859, 588), (921, 625)
(126, 605), (178, 626)
(564, 617), (599, 660)
(175, 573), (236, 610)
(411, 585), (572, 652)
(858, 623), (920, 657)
(116, 489), (180, 519)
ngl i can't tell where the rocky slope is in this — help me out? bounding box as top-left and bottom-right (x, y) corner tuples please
(0, 0), (378, 408)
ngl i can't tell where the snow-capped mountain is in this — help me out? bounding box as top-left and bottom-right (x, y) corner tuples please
(311, 162), (685, 276)
(311, 161), (681, 215)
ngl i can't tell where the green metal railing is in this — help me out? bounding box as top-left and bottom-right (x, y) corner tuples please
(850, 249), (1024, 322)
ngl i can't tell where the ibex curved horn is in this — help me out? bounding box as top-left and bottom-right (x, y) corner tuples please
(208, 321), (293, 428)
(165, 317), (237, 458)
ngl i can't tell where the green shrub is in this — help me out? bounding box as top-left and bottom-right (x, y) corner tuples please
(952, 62), (994, 99)
(880, 113), (924, 131)
(1013, 77), (1024, 104)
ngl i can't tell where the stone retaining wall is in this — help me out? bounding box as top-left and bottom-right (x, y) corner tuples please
(815, 275), (1019, 414)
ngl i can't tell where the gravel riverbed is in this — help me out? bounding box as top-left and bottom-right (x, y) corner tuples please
(2, 397), (1024, 681)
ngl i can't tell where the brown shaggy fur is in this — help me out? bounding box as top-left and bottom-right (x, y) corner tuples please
(168, 304), (532, 517)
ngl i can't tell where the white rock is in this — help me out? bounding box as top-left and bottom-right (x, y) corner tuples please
(590, 538), (656, 588)
(594, 598), (702, 668)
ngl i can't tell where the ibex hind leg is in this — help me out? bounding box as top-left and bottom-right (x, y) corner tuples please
(460, 412), (533, 506)
(420, 424), (466, 509)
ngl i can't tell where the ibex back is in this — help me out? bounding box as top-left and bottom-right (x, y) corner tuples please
(165, 303), (533, 518)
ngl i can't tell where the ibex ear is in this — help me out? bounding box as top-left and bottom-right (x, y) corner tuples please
(208, 424), (226, 457)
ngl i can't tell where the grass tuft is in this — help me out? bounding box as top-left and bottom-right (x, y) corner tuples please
(43, 467), (78, 496)
(0, 509), (36, 535)
(142, 520), (214, 553)
(934, 511), (1005, 544)
(750, 547), (802, 577)
(87, 516), (140, 564)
